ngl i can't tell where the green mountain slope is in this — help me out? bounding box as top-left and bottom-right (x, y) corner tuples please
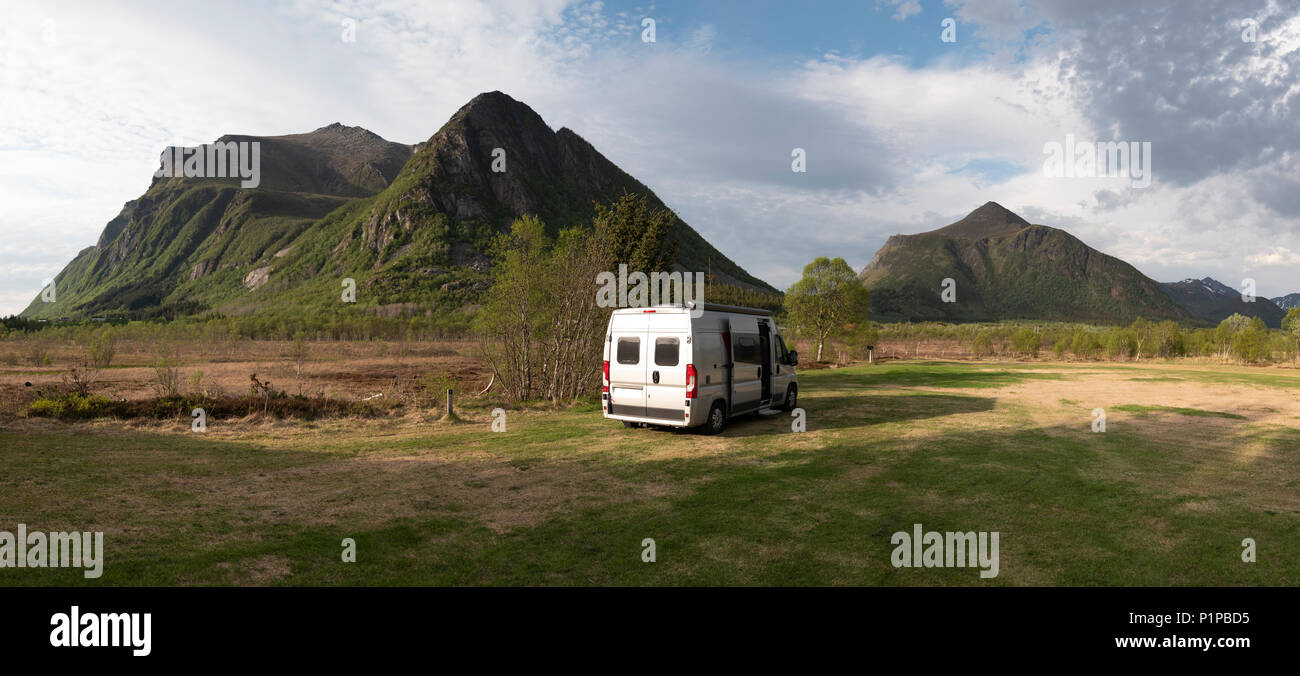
(859, 202), (1191, 324)
(24, 92), (774, 320)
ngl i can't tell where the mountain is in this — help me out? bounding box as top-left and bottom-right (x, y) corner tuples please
(23, 91), (773, 320)
(1161, 278), (1287, 328)
(1272, 293), (1300, 311)
(859, 202), (1191, 323)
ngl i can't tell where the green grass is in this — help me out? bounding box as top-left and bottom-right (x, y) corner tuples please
(2, 360), (1297, 586)
(1113, 404), (1247, 420)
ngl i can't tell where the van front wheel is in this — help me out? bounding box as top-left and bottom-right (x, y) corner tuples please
(702, 402), (726, 435)
(780, 385), (798, 412)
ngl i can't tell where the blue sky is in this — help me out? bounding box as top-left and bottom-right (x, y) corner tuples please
(2, 0), (1299, 315)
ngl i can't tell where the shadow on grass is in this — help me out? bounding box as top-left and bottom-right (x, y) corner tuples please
(720, 392), (996, 437)
(804, 363), (1066, 390)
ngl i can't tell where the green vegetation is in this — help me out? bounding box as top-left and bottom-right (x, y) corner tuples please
(1112, 404), (1247, 420)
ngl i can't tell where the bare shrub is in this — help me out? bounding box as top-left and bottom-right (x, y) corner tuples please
(61, 367), (99, 397)
(152, 357), (182, 398)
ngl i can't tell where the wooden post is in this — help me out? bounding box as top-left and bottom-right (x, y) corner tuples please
(446, 389), (454, 418)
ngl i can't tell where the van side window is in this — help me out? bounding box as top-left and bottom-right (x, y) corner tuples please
(654, 337), (680, 366)
(616, 337), (640, 364)
(734, 335), (760, 365)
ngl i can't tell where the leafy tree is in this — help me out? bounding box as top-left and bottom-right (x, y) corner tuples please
(784, 257), (871, 361)
(1105, 327), (1137, 360)
(1231, 316), (1269, 362)
(1153, 320), (1184, 358)
(1284, 307), (1300, 363)
(1129, 317), (1152, 360)
(477, 216), (554, 401)
(478, 197), (677, 403)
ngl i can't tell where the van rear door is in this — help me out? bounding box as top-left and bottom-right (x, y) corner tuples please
(608, 313), (648, 418)
(645, 331), (687, 422)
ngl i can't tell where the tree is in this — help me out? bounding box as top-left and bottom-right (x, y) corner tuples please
(1284, 307), (1300, 363)
(477, 216), (553, 401)
(1129, 317), (1151, 360)
(784, 257), (871, 361)
(477, 195), (678, 404)
(591, 191), (678, 274)
(1153, 320), (1184, 359)
(1214, 313), (1250, 359)
(1231, 316), (1269, 363)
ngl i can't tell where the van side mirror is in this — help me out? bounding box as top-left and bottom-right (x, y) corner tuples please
(788, 350), (798, 365)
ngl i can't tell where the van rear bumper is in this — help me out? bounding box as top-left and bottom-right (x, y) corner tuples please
(606, 413), (697, 428)
(608, 404), (684, 421)
(605, 397), (698, 427)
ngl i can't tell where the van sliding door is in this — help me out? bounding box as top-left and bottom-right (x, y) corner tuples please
(731, 333), (763, 412)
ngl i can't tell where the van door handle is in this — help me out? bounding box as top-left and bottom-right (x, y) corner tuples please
(652, 371), (660, 384)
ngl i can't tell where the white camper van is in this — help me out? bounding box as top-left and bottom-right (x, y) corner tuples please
(601, 303), (799, 434)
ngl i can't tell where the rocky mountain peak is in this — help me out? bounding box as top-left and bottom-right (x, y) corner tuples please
(925, 201), (1032, 240)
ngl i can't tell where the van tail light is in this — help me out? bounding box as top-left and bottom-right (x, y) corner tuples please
(685, 364), (697, 399)
(602, 360), (610, 393)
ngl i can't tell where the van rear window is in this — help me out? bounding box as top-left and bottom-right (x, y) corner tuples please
(654, 337), (680, 366)
(616, 337), (640, 364)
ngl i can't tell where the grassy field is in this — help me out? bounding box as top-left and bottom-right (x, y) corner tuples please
(2, 359), (1298, 586)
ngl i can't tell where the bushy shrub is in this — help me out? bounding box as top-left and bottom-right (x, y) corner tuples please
(28, 393), (112, 419)
(1012, 328), (1040, 357)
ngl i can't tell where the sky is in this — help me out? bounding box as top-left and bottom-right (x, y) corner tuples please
(1, 0), (1299, 315)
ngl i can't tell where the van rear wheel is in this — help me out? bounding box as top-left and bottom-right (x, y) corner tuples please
(702, 402), (726, 435)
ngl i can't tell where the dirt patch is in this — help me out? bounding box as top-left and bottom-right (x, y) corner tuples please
(218, 555), (292, 585)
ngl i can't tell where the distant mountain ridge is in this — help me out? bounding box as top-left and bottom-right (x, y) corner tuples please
(859, 202), (1190, 323)
(1161, 277), (1286, 328)
(23, 92), (773, 319)
(1272, 293), (1300, 311)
